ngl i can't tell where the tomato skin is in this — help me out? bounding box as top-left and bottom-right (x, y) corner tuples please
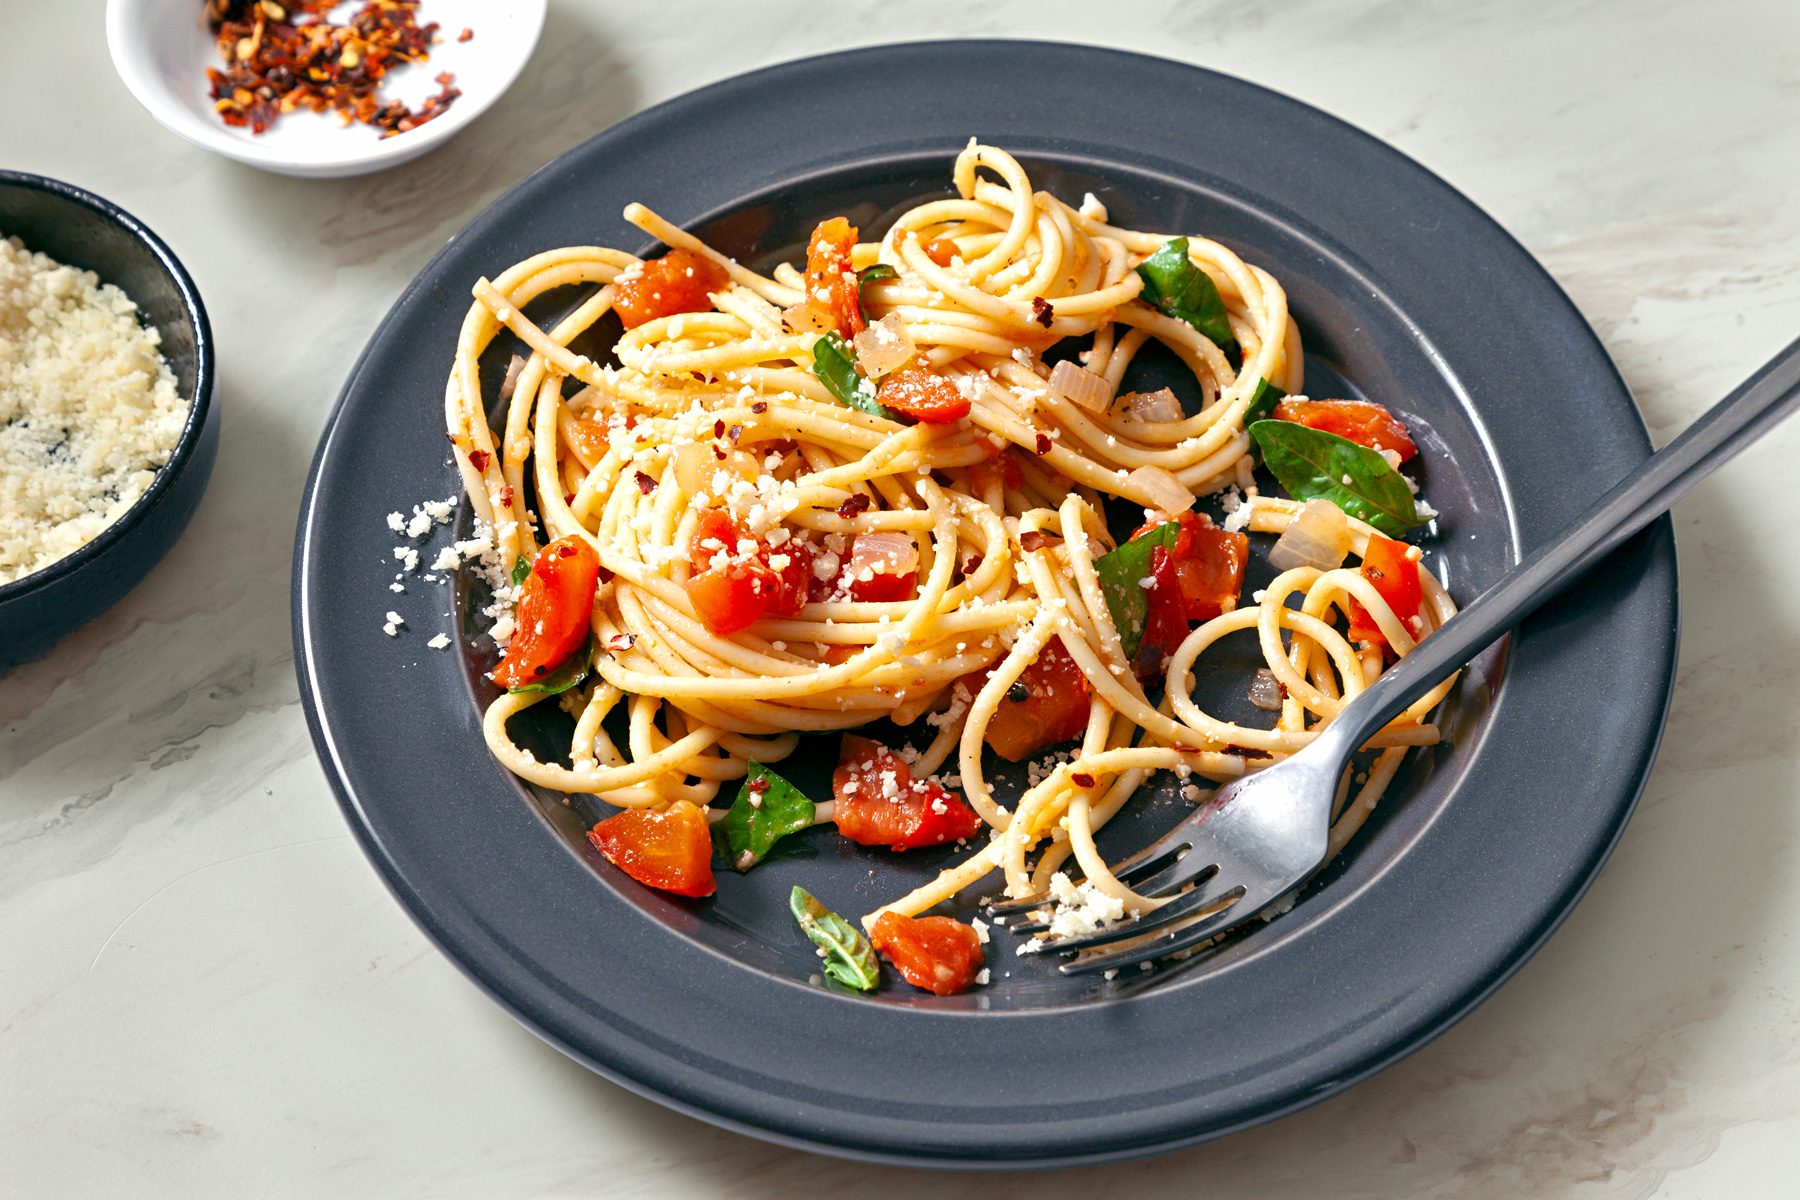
(875, 363), (972, 424)
(614, 249), (730, 331)
(1272, 398), (1418, 463)
(685, 562), (767, 635)
(804, 217), (864, 339)
(871, 912), (985, 995)
(976, 639), (1091, 762)
(1136, 545), (1189, 678)
(684, 511), (812, 634)
(922, 237), (960, 267)
(1347, 534), (1424, 648)
(489, 536), (600, 689)
(1128, 511), (1248, 623)
(848, 568), (917, 603)
(833, 736), (983, 850)
(587, 801), (716, 898)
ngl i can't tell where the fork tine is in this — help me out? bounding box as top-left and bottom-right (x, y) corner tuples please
(980, 821), (1202, 919)
(1059, 890), (1265, 976)
(1001, 858), (1220, 936)
(1030, 871), (1242, 954)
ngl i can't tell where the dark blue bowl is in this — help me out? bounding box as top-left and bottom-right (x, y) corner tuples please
(0, 172), (218, 669)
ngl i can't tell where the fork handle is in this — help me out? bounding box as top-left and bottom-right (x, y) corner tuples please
(1314, 334), (1800, 763)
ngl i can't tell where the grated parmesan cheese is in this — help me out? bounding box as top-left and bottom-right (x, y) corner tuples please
(0, 236), (188, 583)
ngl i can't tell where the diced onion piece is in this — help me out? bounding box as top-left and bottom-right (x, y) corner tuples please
(1248, 669), (1284, 712)
(1047, 359), (1116, 414)
(498, 353), (527, 401)
(1125, 465), (1194, 516)
(851, 312), (915, 378)
(1267, 498), (1353, 573)
(781, 300), (833, 334)
(1121, 387), (1184, 424)
(671, 441), (715, 495)
(847, 531), (918, 580)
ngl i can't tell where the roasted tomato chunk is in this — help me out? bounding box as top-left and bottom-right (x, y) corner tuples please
(684, 510), (812, 635)
(875, 363), (971, 424)
(832, 735), (983, 850)
(489, 535), (600, 689)
(587, 801), (716, 898)
(921, 236), (960, 267)
(871, 911), (985, 995)
(613, 249), (730, 330)
(1346, 534), (1424, 649)
(1272, 397), (1418, 463)
(1126, 510), (1248, 625)
(804, 216), (864, 338)
(975, 638), (1091, 762)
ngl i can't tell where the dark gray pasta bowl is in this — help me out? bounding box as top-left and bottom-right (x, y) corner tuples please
(0, 172), (218, 670)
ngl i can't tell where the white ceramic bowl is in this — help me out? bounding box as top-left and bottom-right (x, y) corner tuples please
(106, 0), (545, 178)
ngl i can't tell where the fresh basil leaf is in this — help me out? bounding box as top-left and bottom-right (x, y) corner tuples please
(509, 555), (531, 588)
(1244, 376), (1285, 426)
(506, 632), (594, 696)
(1094, 521), (1179, 659)
(811, 332), (897, 421)
(856, 262), (898, 324)
(713, 763), (816, 872)
(790, 886), (879, 993)
(1248, 419), (1423, 538)
(1135, 238), (1239, 361)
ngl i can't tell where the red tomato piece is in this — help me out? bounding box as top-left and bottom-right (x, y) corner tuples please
(875, 363), (972, 424)
(976, 639), (1091, 762)
(870, 911), (986, 995)
(921, 237), (960, 267)
(613, 249), (730, 331)
(489, 535), (600, 689)
(1272, 397), (1418, 463)
(685, 562), (768, 636)
(684, 511), (812, 634)
(587, 801), (716, 898)
(832, 735), (983, 850)
(1128, 511), (1248, 623)
(1346, 534), (1424, 648)
(804, 216), (864, 338)
(1135, 545), (1189, 678)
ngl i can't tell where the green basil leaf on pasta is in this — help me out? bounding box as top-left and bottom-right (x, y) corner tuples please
(790, 886), (879, 993)
(713, 763), (816, 872)
(1244, 376), (1285, 426)
(509, 554), (531, 588)
(811, 332), (897, 421)
(1135, 238), (1239, 361)
(506, 632), (593, 697)
(856, 263), (898, 323)
(1094, 520), (1179, 659)
(1248, 419), (1423, 537)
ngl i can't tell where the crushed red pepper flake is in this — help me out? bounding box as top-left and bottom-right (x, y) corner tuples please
(1018, 530), (1057, 553)
(633, 470), (657, 494)
(466, 448), (489, 472)
(1071, 772), (1096, 788)
(204, 1), (463, 138)
(836, 493), (872, 520)
(1034, 432), (1052, 455)
(1031, 296), (1054, 328)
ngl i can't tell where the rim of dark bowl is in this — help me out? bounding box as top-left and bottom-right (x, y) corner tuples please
(0, 169), (216, 601)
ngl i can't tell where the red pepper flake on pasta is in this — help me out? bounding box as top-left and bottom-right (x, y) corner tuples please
(634, 471), (657, 494)
(1034, 433), (1052, 455)
(1031, 297), (1055, 328)
(467, 448), (489, 472)
(203, 1), (464, 138)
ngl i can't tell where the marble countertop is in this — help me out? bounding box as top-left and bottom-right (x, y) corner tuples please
(5, 1), (1798, 1195)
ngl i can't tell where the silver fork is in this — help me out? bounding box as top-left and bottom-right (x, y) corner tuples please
(987, 336), (1800, 978)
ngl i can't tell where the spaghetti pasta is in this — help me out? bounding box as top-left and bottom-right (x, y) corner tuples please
(441, 142), (1456, 972)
